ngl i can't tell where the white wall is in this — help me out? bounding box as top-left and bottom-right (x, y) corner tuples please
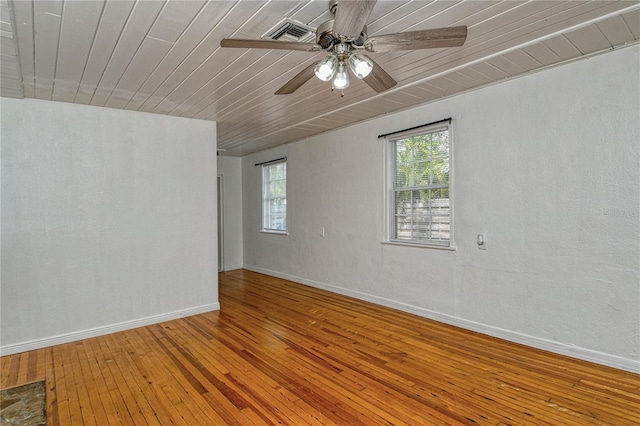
(1, 99), (219, 353)
(217, 156), (243, 270)
(242, 46), (640, 372)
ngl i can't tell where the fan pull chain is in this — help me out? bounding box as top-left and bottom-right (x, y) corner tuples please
(331, 88), (346, 97)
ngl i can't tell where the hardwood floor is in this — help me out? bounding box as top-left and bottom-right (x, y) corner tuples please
(2, 269), (639, 425)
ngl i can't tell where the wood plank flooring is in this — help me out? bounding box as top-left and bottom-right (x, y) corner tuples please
(2, 269), (639, 425)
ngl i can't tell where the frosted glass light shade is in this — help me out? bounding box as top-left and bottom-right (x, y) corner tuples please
(314, 55), (338, 81)
(332, 62), (350, 90)
(348, 53), (373, 79)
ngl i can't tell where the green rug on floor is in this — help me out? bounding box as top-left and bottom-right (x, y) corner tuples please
(0, 381), (46, 426)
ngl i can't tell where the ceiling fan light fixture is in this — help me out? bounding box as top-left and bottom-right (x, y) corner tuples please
(332, 62), (350, 90)
(348, 53), (373, 79)
(314, 55), (338, 81)
(222, 1), (468, 96)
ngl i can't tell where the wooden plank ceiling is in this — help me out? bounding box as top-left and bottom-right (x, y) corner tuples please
(2, 0), (639, 156)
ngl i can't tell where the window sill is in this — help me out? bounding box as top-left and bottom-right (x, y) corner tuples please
(382, 241), (456, 251)
(261, 230), (289, 236)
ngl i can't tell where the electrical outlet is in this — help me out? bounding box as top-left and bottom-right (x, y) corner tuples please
(477, 234), (486, 250)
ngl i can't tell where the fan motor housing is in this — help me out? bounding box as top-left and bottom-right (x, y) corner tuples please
(316, 19), (367, 50)
(316, 20), (337, 49)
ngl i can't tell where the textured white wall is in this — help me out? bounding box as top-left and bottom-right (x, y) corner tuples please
(1, 99), (219, 352)
(242, 46), (640, 371)
(217, 156), (243, 270)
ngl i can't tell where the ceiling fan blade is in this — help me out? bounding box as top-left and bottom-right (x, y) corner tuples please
(275, 62), (317, 95)
(332, 0), (376, 40)
(362, 56), (396, 93)
(221, 38), (320, 52)
(366, 26), (467, 52)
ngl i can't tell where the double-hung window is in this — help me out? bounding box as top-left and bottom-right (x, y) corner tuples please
(262, 160), (287, 233)
(386, 122), (452, 247)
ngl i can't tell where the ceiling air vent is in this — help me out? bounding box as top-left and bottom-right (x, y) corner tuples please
(267, 19), (315, 43)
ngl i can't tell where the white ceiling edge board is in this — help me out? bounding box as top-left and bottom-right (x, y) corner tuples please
(238, 4), (640, 153)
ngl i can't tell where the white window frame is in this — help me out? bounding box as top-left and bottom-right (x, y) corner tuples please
(262, 160), (287, 234)
(384, 122), (454, 249)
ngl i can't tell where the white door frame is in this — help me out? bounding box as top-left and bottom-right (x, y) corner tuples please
(217, 174), (224, 272)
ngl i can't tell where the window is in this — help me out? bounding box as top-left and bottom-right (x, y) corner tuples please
(262, 161), (287, 232)
(386, 123), (451, 247)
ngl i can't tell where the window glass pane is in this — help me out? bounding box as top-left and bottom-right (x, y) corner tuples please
(431, 188), (449, 211)
(395, 168), (409, 188)
(271, 163), (284, 180)
(395, 141), (410, 187)
(394, 189), (411, 213)
(410, 137), (431, 162)
(413, 160), (429, 187)
(432, 131), (449, 159)
(268, 180), (282, 197)
(431, 158), (449, 185)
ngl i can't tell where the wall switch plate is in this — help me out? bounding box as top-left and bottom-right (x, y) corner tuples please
(320, 227), (325, 237)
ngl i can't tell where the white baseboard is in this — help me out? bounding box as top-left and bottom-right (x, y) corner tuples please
(222, 264), (243, 271)
(0, 303), (220, 357)
(243, 265), (639, 374)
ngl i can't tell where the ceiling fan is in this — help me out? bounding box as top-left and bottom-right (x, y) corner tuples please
(220, 0), (467, 96)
